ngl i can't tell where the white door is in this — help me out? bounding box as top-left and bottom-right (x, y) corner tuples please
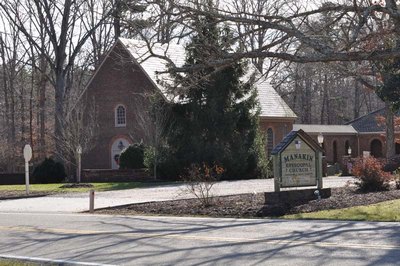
(111, 138), (130, 169)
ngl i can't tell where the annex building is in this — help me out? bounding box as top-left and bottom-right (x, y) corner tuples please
(81, 38), (296, 170)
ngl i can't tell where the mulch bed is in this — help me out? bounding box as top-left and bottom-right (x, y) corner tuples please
(95, 187), (400, 218)
(59, 183), (94, 188)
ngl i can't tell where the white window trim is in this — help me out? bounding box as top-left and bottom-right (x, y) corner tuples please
(115, 104), (127, 127)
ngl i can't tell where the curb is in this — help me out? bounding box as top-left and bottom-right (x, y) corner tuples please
(0, 194), (49, 201)
(0, 254), (116, 266)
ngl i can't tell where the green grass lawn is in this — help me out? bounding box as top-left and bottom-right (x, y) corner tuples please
(0, 259), (45, 266)
(0, 181), (178, 194)
(283, 199), (400, 222)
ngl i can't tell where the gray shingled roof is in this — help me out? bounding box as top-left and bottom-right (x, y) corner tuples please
(271, 129), (323, 155)
(293, 124), (357, 134)
(119, 38), (186, 101)
(347, 108), (386, 133)
(256, 77), (297, 118)
(119, 38), (297, 119)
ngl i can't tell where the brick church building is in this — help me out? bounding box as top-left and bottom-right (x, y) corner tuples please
(81, 38), (297, 170)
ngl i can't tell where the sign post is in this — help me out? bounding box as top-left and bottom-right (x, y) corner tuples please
(23, 144), (33, 195)
(77, 145), (82, 183)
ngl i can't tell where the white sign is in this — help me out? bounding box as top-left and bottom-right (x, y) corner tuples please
(280, 137), (317, 187)
(23, 144), (32, 162)
(23, 144), (32, 194)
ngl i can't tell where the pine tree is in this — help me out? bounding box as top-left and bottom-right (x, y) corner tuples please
(162, 2), (263, 179)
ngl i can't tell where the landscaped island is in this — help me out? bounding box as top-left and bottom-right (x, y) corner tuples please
(94, 186), (400, 222)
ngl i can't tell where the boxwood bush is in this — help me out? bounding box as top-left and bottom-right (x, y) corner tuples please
(119, 143), (145, 169)
(32, 158), (66, 183)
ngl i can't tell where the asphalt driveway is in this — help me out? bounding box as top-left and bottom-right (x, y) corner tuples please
(0, 176), (353, 213)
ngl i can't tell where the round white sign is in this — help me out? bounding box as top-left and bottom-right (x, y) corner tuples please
(23, 144), (33, 162)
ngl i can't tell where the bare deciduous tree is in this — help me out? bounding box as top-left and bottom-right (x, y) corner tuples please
(57, 91), (98, 180)
(0, 0), (114, 159)
(137, 0), (400, 157)
(131, 92), (172, 179)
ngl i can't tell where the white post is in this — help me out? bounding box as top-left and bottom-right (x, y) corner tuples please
(23, 144), (32, 195)
(25, 161), (30, 195)
(317, 151), (323, 189)
(77, 154), (81, 183)
(273, 155), (280, 193)
(77, 145), (82, 183)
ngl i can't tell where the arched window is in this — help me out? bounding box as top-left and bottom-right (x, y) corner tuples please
(333, 140), (338, 163)
(110, 137), (130, 169)
(345, 140), (350, 155)
(396, 143), (400, 155)
(370, 139), (383, 158)
(266, 128), (274, 157)
(115, 105), (126, 127)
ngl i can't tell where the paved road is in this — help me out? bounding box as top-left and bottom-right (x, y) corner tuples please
(0, 176), (354, 213)
(0, 177), (352, 213)
(0, 212), (398, 265)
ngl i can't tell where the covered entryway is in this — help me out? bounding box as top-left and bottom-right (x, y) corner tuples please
(370, 139), (383, 158)
(111, 137), (131, 169)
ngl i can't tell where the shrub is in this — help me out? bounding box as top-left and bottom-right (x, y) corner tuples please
(249, 128), (271, 179)
(143, 146), (155, 171)
(352, 157), (392, 192)
(119, 143), (145, 169)
(32, 158), (66, 183)
(393, 168), (400, 189)
(180, 162), (224, 207)
(143, 146), (163, 179)
(147, 146), (181, 180)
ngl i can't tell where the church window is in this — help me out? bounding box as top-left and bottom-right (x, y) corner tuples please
(115, 105), (126, 127)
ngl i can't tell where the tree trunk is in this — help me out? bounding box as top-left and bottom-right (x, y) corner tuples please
(20, 78), (26, 143)
(29, 71), (34, 151)
(353, 79), (360, 119)
(302, 70), (312, 124)
(385, 100), (395, 158)
(113, 0), (121, 39)
(38, 55), (47, 159)
(321, 74), (328, 124)
(54, 73), (66, 160)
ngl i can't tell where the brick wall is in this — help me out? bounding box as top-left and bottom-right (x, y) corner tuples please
(318, 135), (358, 163)
(82, 169), (153, 182)
(259, 118), (294, 156)
(82, 42), (158, 169)
(0, 173), (25, 185)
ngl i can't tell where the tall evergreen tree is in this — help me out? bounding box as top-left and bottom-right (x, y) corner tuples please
(375, 56), (400, 158)
(162, 2), (263, 179)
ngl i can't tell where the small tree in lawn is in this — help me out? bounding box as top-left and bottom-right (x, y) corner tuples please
(57, 92), (98, 181)
(181, 162), (224, 207)
(131, 92), (172, 179)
